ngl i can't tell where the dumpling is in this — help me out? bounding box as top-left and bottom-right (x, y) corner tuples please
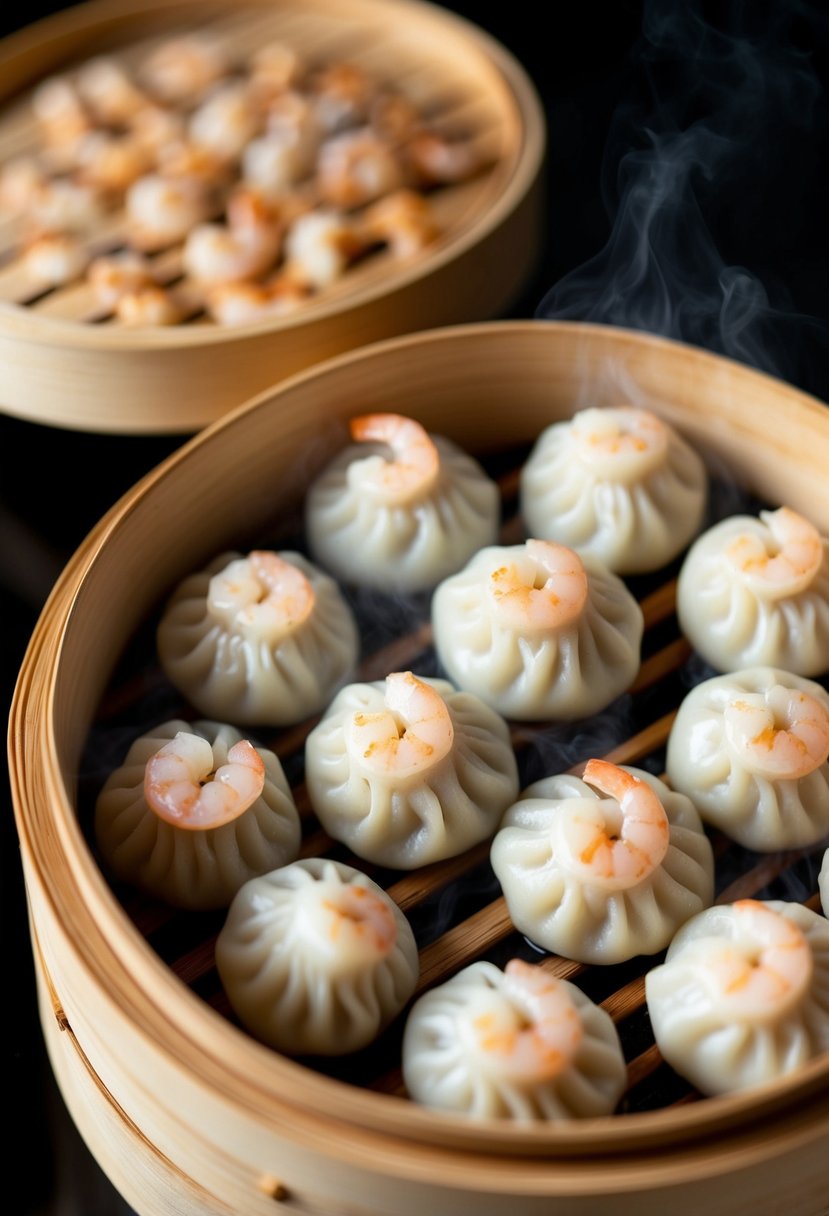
(431, 538), (643, 721)
(676, 506), (829, 676)
(490, 759), (715, 964)
(156, 548), (360, 727)
(401, 957), (627, 1120)
(304, 671), (520, 868)
(94, 718), (301, 910)
(645, 898), (829, 1096)
(214, 857), (419, 1055)
(665, 666), (829, 851)
(519, 405), (708, 574)
(304, 412), (500, 593)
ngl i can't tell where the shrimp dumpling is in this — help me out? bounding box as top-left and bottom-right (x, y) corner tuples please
(304, 671), (520, 868)
(665, 666), (829, 851)
(490, 760), (715, 964)
(304, 412), (500, 593)
(215, 858), (420, 1055)
(519, 405), (708, 574)
(431, 539), (643, 721)
(676, 506), (829, 676)
(156, 548), (360, 727)
(645, 899), (829, 1096)
(94, 718), (301, 910)
(401, 958), (627, 1120)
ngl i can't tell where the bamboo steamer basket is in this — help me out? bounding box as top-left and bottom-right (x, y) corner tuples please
(9, 320), (829, 1216)
(0, 0), (544, 434)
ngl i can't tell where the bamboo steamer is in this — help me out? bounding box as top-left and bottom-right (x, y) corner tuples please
(9, 320), (829, 1216)
(0, 0), (544, 434)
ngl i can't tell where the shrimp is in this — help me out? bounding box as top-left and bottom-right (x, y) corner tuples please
(319, 884), (398, 961)
(701, 899), (813, 1018)
(31, 76), (91, 168)
(404, 129), (487, 187)
(0, 156), (47, 215)
(241, 126), (319, 196)
(87, 250), (157, 311)
(247, 40), (303, 104)
(188, 81), (263, 164)
(207, 550), (315, 640)
(471, 959), (583, 1081)
(306, 61), (376, 134)
(182, 202), (281, 285)
(358, 189), (440, 258)
(140, 34), (229, 106)
(125, 172), (211, 250)
(74, 129), (154, 195)
(723, 684), (829, 779)
(570, 406), (669, 480)
(489, 539), (589, 632)
(725, 506), (823, 597)
(75, 55), (148, 125)
(281, 207), (364, 290)
(348, 671), (454, 779)
(558, 758), (670, 890)
(316, 127), (405, 209)
(27, 177), (104, 236)
(347, 412), (440, 503)
(205, 275), (311, 326)
(22, 232), (89, 287)
(143, 731), (265, 830)
(115, 285), (185, 327)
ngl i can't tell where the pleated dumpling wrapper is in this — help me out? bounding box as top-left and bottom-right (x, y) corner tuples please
(490, 760), (715, 965)
(304, 412), (500, 593)
(305, 671), (520, 869)
(665, 666), (829, 851)
(156, 548), (360, 727)
(431, 538), (643, 721)
(402, 958), (627, 1120)
(645, 898), (829, 1096)
(95, 718), (301, 910)
(215, 858), (419, 1056)
(676, 505), (829, 676)
(519, 405), (708, 575)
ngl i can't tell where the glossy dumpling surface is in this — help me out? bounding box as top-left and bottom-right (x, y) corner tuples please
(645, 898), (829, 1096)
(215, 858), (419, 1055)
(402, 958), (627, 1120)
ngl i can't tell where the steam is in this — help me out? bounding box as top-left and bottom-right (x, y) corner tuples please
(536, 0), (828, 389)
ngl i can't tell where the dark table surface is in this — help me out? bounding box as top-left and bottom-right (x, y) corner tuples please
(4, 2), (829, 1213)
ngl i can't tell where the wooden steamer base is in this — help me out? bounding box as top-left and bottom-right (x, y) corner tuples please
(10, 322), (829, 1216)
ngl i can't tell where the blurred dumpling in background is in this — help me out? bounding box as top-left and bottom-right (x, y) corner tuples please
(156, 548), (360, 727)
(676, 505), (829, 676)
(665, 666), (829, 851)
(304, 412), (500, 593)
(820, 848), (829, 919)
(519, 405), (708, 574)
(402, 958), (627, 1120)
(645, 899), (829, 1096)
(95, 718), (301, 910)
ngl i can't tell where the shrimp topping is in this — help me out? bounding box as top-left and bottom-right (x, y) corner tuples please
(489, 539), (589, 633)
(468, 959), (584, 1082)
(347, 413), (440, 504)
(144, 731), (265, 829)
(700, 900), (813, 1019)
(555, 759), (670, 891)
(725, 506), (823, 598)
(723, 685), (829, 779)
(303, 882), (398, 968)
(348, 671), (454, 779)
(207, 550), (315, 641)
(570, 406), (669, 482)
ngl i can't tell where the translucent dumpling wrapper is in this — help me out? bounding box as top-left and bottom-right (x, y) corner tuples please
(519, 405), (708, 575)
(401, 958), (627, 1120)
(304, 671), (520, 868)
(215, 858), (420, 1055)
(94, 718), (301, 910)
(156, 548), (360, 727)
(676, 506), (829, 676)
(490, 760), (715, 965)
(431, 539), (643, 721)
(645, 898), (829, 1097)
(304, 413), (501, 593)
(665, 666), (829, 851)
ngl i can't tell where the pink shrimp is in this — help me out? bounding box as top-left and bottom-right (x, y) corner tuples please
(207, 550), (315, 640)
(701, 900), (813, 1018)
(348, 671), (454, 779)
(570, 406), (670, 481)
(489, 539), (589, 632)
(723, 685), (829, 779)
(726, 506), (823, 597)
(316, 126), (405, 209)
(316, 883), (398, 963)
(358, 188), (440, 258)
(347, 413), (440, 503)
(144, 731), (265, 830)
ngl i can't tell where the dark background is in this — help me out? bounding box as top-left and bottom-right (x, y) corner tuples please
(3, 1), (829, 1212)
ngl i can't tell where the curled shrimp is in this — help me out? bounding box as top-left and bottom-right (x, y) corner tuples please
(570, 406), (669, 481)
(115, 285), (184, 327)
(182, 188), (281, 284)
(74, 129), (154, 195)
(143, 731), (265, 830)
(489, 539), (589, 632)
(347, 412), (440, 503)
(358, 188), (440, 258)
(87, 250), (157, 311)
(306, 61), (376, 134)
(471, 959), (583, 1082)
(141, 34), (229, 106)
(207, 550), (315, 640)
(22, 232), (89, 287)
(281, 207), (364, 290)
(317, 883), (398, 963)
(701, 899), (813, 1018)
(723, 685), (829, 779)
(316, 126), (405, 209)
(125, 172), (211, 250)
(75, 56), (148, 125)
(404, 129), (487, 187)
(205, 274), (310, 325)
(347, 671), (454, 779)
(557, 759), (670, 891)
(725, 506), (823, 597)
(188, 81), (262, 164)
